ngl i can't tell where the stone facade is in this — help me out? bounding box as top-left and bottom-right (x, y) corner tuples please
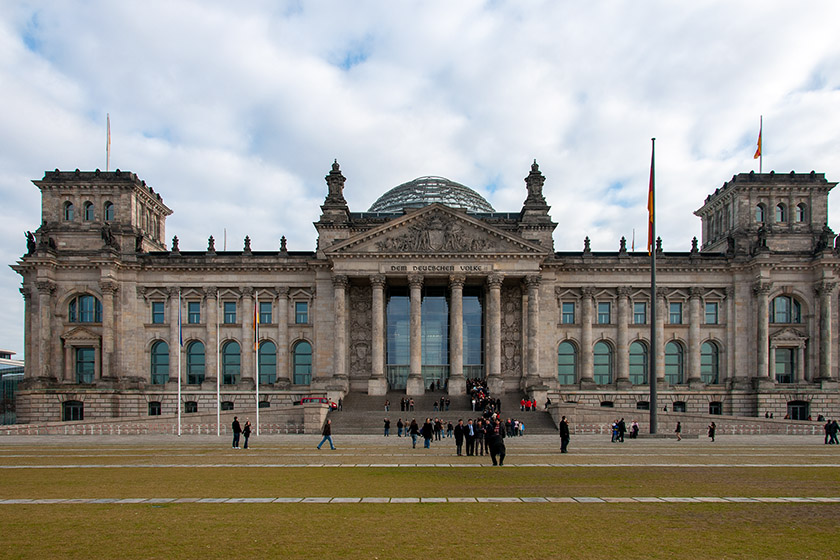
(11, 163), (840, 423)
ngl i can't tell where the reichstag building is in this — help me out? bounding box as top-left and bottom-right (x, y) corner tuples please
(12, 161), (840, 423)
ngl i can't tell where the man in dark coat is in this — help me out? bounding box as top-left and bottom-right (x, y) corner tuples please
(618, 418), (627, 443)
(486, 417), (506, 466)
(454, 419), (465, 456)
(559, 415), (570, 453)
(464, 419), (476, 456)
(231, 416), (242, 449)
(421, 418), (434, 448)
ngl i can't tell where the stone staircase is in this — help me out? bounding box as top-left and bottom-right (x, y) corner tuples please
(328, 390), (558, 435)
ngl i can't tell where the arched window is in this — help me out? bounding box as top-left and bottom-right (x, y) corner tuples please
(775, 203), (787, 223)
(629, 341), (648, 385)
(68, 295), (102, 323)
(259, 341), (277, 384)
(150, 341), (169, 384)
(83, 201), (94, 221)
(104, 201), (115, 221)
(222, 341), (241, 385)
(557, 341), (577, 384)
(63, 201), (74, 221)
(664, 341), (684, 384)
(62, 400), (84, 421)
(593, 341), (613, 385)
(770, 296), (801, 324)
(293, 340), (312, 385)
(186, 341), (205, 385)
(700, 341), (719, 384)
(755, 203), (765, 223)
(795, 203), (806, 223)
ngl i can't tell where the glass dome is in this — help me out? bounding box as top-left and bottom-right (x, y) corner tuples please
(368, 176), (495, 213)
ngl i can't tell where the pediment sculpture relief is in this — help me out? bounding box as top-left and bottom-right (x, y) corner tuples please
(375, 214), (490, 253)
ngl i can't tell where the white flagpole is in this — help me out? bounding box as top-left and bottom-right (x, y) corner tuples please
(255, 294), (260, 436)
(177, 290), (182, 437)
(216, 289), (221, 437)
(106, 113), (111, 172)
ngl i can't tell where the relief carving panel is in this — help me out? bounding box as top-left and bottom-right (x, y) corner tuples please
(375, 214), (491, 253)
(349, 284), (372, 380)
(501, 284), (522, 380)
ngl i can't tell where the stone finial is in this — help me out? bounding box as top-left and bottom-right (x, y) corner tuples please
(244, 235), (251, 253)
(325, 159), (347, 204)
(524, 159), (547, 205)
(619, 236), (627, 253)
(655, 236), (663, 254)
(583, 236), (591, 253)
(171, 236), (179, 253)
(280, 236), (288, 255)
(208, 235), (216, 253)
(690, 236), (698, 253)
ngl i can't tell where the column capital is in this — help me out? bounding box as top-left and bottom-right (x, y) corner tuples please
(99, 279), (119, 295)
(725, 285), (735, 298)
(332, 274), (349, 289)
(407, 274), (424, 289)
(690, 286), (704, 300)
(204, 286), (218, 299)
(275, 286), (289, 298)
(815, 281), (837, 296)
(370, 274), (386, 288)
(580, 286), (594, 299)
(524, 275), (541, 289)
(448, 274), (466, 290)
(241, 286), (255, 298)
(19, 286), (32, 300)
(167, 286), (180, 298)
(487, 273), (504, 289)
(35, 280), (56, 295)
(616, 286), (631, 298)
(752, 281), (772, 296)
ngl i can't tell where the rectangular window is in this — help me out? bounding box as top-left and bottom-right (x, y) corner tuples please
(152, 301), (165, 324)
(597, 302), (611, 324)
(669, 302), (683, 324)
(259, 301), (272, 324)
(705, 302), (719, 324)
(148, 402), (161, 416)
(561, 302), (575, 324)
(223, 302), (237, 324)
(295, 302), (308, 324)
(633, 302), (647, 324)
(188, 302), (201, 324)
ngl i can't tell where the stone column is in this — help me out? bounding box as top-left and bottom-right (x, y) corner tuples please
(655, 293), (666, 384)
(20, 287), (31, 378)
(276, 286), (290, 387)
(616, 287), (630, 388)
(36, 280), (55, 379)
(725, 285), (736, 385)
(368, 275), (387, 395)
(797, 344), (806, 383)
(580, 287), (594, 386)
(241, 287), (254, 385)
(168, 287), (180, 385)
(331, 275), (349, 389)
(406, 274), (425, 395)
(448, 274), (465, 396)
(524, 275), (541, 388)
(816, 281), (836, 381)
(688, 287), (703, 386)
(204, 287), (218, 386)
(487, 273), (504, 394)
(99, 280), (118, 380)
(753, 281), (772, 380)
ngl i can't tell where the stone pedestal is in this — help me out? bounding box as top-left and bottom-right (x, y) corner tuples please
(368, 376), (388, 395)
(406, 376), (425, 396)
(487, 376), (504, 395)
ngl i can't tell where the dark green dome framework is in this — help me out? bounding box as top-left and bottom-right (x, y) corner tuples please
(368, 176), (495, 213)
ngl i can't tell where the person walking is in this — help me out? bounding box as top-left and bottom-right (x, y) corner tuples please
(397, 418), (404, 437)
(487, 416), (506, 466)
(475, 419), (486, 456)
(707, 421), (716, 442)
(231, 416), (242, 449)
(454, 419), (465, 456)
(421, 418), (434, 449)
(675, 421), (682, 441)
(384, 418), (390, 437)
(409, 418), (419, 448)
(385, 399), (390, 412)
(559, 415), (571, 453)
(618, 418), (626, 442)
(465, 419), (476, 456)
(317, 419), (336, 450)
(242, 420), (251, 449)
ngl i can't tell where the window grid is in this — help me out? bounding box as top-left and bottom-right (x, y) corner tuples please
(188, 302), (201, 324)
(633, 302), (647, 324)
(152, 301), (165, 324)
(597, 302), (611, 325)
(259, 301), (273, 325)
(223, 302), (237, 324)
(705, 302), (719, 324)
(295, 302), (308, 324)
(669, 302), (682, 325)
(561, 302), (575, 324)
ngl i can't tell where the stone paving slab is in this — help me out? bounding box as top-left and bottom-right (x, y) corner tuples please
(273, 497), (303, 503)
(545, 497), (576, 502)
(694, 497), (729, 502)
(301, 497), (331, 503)
(360, 497), (390, 503)
(447, 497), (476, 502)
(420, 497), (447, 503)
(477, 497), (521, 503)
(520, 497), (548, 502)
(390, 497), (420, 503)
(601, 497), (637, 503)
(660, 497), (699, 502)
(331, 497), (361, 503)
(574, 497), (605, 503)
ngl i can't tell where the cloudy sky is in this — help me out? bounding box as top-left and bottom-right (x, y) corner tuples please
(2, 1), (839, 358)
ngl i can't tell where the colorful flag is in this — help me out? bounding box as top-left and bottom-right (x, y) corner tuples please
(178, 292), (183, 347)
(647, 141), (655, 255)
(106, 113), (111, 171)
(254, 299), (259, 351)
(753, 121), (762, 159)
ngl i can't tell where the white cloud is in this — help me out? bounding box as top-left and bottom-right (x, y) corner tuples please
(2, 0), (840, 357)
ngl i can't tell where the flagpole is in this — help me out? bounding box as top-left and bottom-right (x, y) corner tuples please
(216, 289), (221, 437)
(106, 113), (111, 172)
(648, 138), (658, 435)
(177, 290), (182, 437)
(759, 115), (763, 173)
(255, 294), (260, 436)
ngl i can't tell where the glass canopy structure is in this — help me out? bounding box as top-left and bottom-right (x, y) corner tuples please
(368, 176), (495, 213)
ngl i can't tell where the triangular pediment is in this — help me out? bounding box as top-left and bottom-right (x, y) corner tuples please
(61, 326), (101, 342)
(770, 327), (807, 343)
(325, 204), (547, 257)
